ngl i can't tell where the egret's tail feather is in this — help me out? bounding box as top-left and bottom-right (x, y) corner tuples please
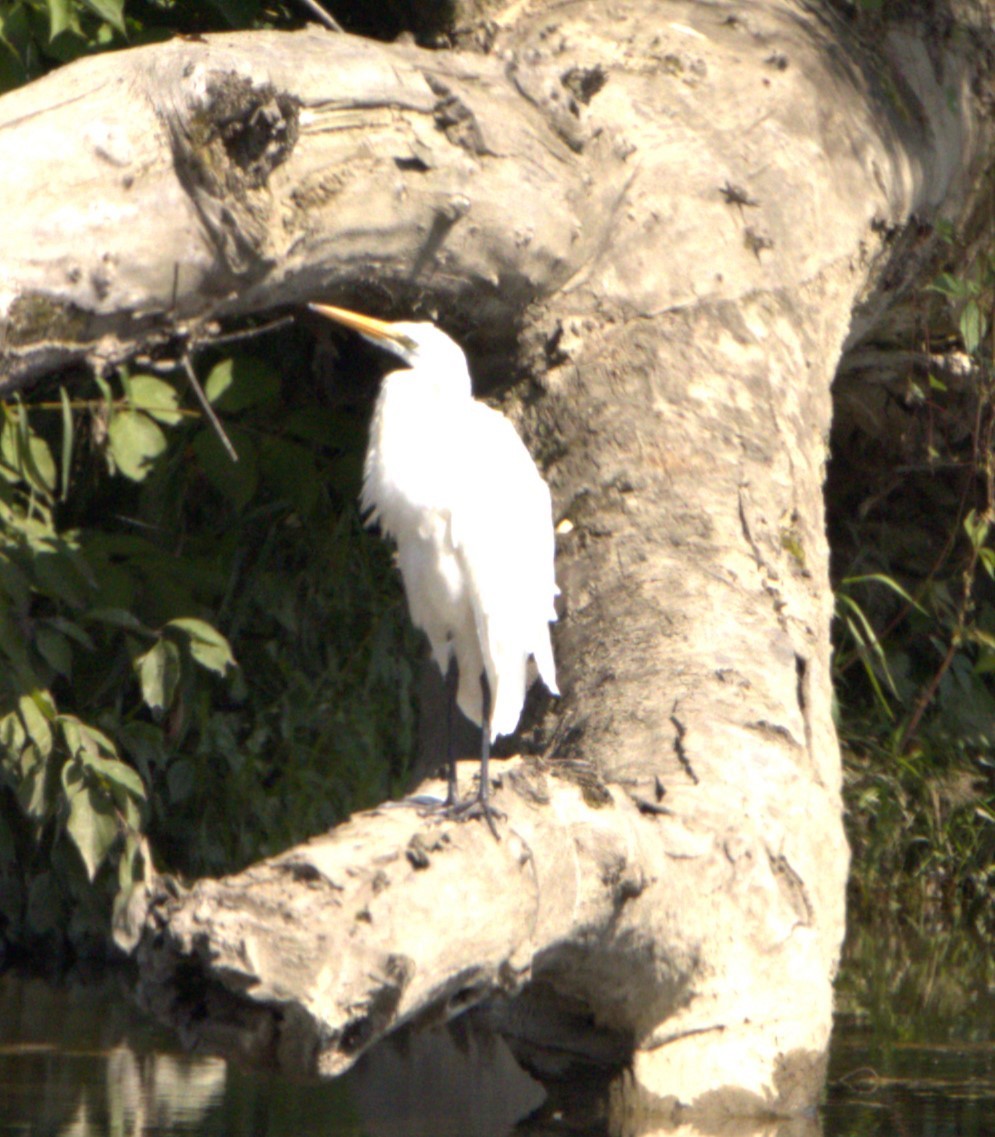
(533, 630), (559, 697)
(488, 657), (529, 741)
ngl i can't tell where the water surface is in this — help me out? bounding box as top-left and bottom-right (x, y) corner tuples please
(2, 969), (994, 1136)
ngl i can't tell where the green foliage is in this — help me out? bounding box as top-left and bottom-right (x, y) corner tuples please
(833, 234), (995, 945)
(928, 266), (993, 359)
(0, 0), (467, 97)
(0, 0), (124, 91)
(836, 922), (995, 1045)
(0, 331), (419, 953)
(0, 0), (304, 95)
(835, 573), (924, 722)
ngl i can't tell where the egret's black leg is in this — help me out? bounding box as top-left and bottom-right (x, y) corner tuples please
(444, 653), (459, 807)
(476, 669), (500, 839)
(447, 668), (502, 837)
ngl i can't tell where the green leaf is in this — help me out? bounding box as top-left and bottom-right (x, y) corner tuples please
(107, 410), (168, 481)
(59, 715), (117, 762)
(934, 218), (956, 244)
(927, 272), (972, 300)
(166, 617), (236, 675)
(117, 721), (167, 783)
(0, 554), (31, 610)
(16, 398), (57, 494)
(30, 687), (58, 719)
(35, 625), (72, 678)
(841, 612), (896, 720)
(136, 638), (181, 714)
(260, 437), (318, 515)
(837, 595), (892, 678)
(59, 384), (75, 500)
(119, 368), (135, 405)
(46, 0), (73, 39)
(0, 610), (39, 686)
(970, 628), (995, 653)
(79, 0), (126, 34)
(128, 375), (184, 426)
(0, 710), (26, 755)
(59, 714), (144, 813)
(47, 615), (95, 652)
(0, 412), (56, 496)
(32, 544), (92, 609)
(63, 762), (118, 882)
(204, 355), (280, 412)
(85, 607), (155, 636)
(964, 508), (990, 551)
(839, 573), (925, 614)
(192, 425), (258, 510)
(960, 299), (983, 355)
(17, 692), (53, 758)
(16, 744), (52, 820)
(116, 831), (146, 894)
(93, 372), (113, 406)
(0, 7), (31, 93)
(78, 750), (146, 804)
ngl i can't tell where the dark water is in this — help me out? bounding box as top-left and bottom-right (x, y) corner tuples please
(0, 970), (543, 1137)
(825, 1017), (995, 1137)
(1, 969), (994, 1137)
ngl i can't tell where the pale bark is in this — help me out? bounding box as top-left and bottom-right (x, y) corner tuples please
(3, 0), (990, 1121)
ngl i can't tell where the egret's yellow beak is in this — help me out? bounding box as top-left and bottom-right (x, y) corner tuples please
(309, 303), (415, 353)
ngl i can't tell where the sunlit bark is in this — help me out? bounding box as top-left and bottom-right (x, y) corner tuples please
(3, 0), (991, 1118)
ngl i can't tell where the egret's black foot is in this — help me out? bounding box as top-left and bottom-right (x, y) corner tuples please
(449, 791), (503, 840)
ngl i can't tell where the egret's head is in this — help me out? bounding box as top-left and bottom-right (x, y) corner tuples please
(310, 304), (471, 393)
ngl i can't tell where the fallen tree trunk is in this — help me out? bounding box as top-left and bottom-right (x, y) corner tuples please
(3, 0), (991, 1119)
(0, 15), (603, 390)
(135, 754), (836, 1113)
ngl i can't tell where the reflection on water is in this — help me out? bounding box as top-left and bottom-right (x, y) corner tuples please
(2, 969), (995, 1137)
(824, 1016), (995, 1137)
(0, 970), (225, 1136)
(0, 970), (544, 1137)
(2, 1045), (226, 1135)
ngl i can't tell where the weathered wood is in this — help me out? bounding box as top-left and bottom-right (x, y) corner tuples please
(0, 22), (602, 390)
(3, 0), (991, 1118)
(135, 754), (834, 1112)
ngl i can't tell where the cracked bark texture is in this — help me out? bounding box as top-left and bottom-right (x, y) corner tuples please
(2, 0), (991, 1120)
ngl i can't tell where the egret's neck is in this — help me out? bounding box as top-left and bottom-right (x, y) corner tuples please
(389, 360), (473, 403)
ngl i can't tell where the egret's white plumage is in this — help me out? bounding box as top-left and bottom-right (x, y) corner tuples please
(310, 304), (558, 826)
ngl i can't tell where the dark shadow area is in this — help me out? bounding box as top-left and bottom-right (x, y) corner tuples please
(326, 0), (459, 46)
(826, 201), (995, 954)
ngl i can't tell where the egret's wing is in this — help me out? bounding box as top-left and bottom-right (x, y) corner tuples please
(362, 370), (557, 738)
(362, 372), (478, 683)
(450, 404), (559, 738)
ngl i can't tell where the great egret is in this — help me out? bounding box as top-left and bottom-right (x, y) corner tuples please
(310, 304), (559, 835)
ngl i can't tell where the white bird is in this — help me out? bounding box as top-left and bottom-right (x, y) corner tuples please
(310, 304), (559, 834)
